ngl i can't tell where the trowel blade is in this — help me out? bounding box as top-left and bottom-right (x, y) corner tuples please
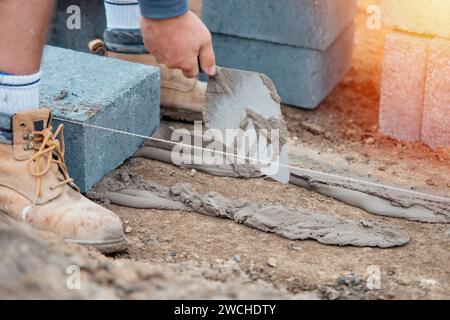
(204, 67), (289, 183)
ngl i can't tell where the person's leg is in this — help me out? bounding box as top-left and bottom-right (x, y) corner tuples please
(103, 0), (146, 53)
(0, 0), (54, 114)
(91, 0), (206, 121)
(104, 0), (140, 30)
(0, 0), (126, 253)
(0, 0), (54, 75)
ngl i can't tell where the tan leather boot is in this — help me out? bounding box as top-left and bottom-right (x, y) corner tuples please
(89, 39), (205, 122)
(0, 108), (127, 253)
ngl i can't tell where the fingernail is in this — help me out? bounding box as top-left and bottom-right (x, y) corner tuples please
(207, 65), (217, 76)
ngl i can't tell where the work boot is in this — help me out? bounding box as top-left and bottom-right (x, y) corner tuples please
(0, 108), (127, 253)
(89, 32), (206, 122)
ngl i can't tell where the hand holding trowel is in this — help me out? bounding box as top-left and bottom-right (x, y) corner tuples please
(93, 37), (291, 183)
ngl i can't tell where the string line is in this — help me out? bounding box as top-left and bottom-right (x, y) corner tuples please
(53, 116), (450, 202)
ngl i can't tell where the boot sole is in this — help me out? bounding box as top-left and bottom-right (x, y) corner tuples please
(65, 237), (128, 254)
(1, 210), (127, 254)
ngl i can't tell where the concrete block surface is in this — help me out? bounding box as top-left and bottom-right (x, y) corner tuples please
(379, 32), (429, 142)
(40, 46), (160, 192)
(203, 0), (357, 50)
(381, 0), (450, 39)
(211, 24), (354, 109)
(422, 38), (450, 148)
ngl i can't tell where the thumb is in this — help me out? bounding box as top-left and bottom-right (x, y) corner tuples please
(199, 40), (217, 76)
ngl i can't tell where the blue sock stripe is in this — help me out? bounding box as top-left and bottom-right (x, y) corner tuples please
(0, 78), (41, 88)
(0, 72), (12, 76)
(104, 1), (139, 6)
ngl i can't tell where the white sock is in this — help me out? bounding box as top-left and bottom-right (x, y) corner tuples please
(0, 71), (41, 115)
(104, 0), (141, 29)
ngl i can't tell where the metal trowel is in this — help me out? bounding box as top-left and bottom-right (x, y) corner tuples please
(203, 67), (290, 183)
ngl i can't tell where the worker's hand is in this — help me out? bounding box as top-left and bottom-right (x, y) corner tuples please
(141, 11), (216, 78)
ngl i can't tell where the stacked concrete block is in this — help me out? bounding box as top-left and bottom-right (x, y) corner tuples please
(204, 0), (356, 51)
(49, 0), (105, 52)
(211, 25), (355, 109)
(379, 32), (428, 142)
(422, 39), (450, 148)
(379, 1), (450, 148)
(40, 46), (160, 192)
(381, 0), (450, 39)
(203, 0), (357, 109)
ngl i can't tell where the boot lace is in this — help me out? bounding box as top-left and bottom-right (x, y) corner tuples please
(27, 124), (78, 203)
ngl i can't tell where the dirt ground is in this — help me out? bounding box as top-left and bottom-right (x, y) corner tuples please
(80, 4), (450, 300)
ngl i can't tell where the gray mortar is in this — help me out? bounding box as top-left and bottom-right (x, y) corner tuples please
(290, 168), (450, 224)
(136, 125), (450, 224)
(205, 67), (239, 98)
(136, 147), (263, 179)
(90, 170), (410, 248)
(135, 124), (263, 179)
(260, 74), (282, 104)
(240, 108), (288, 146)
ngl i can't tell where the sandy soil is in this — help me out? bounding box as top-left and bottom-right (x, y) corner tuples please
(81, 3), (450, 300)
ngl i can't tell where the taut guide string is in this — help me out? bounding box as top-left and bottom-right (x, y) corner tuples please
(53, 116), (450, 202)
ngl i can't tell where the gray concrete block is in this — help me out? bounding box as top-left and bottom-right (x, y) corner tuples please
(211, 24), (354, 109)
(379, 32), (428, 142)
(49, 0), (105, 52)
(422, 38), (450, 148)
(39, 46), (160, 192)
(203, 0), (357, 50)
